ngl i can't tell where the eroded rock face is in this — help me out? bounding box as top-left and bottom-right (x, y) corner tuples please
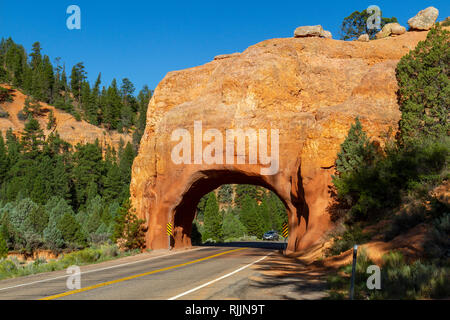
(408, 7), (439, 30)
(130, 30), (435, 253)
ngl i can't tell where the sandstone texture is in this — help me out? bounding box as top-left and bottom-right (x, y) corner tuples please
(0, 86), (131, 150)
(130, 29), (446, 253)
(408, 7), (439, 31)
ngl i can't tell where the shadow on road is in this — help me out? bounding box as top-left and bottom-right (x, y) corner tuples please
(249, 252), (329, 300)
(196, 241), (328, 299)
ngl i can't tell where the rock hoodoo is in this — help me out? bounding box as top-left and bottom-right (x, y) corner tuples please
(130, 27), (443, 253)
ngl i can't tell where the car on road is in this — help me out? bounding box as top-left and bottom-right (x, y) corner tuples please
(262, 230), (279, 241)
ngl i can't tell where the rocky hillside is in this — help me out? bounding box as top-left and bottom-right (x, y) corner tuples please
(0, 85), (131, 150)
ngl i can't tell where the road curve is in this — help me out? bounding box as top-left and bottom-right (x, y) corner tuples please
(0, 244), (280, 300)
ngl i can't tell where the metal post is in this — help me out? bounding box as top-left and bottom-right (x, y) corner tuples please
(168, 213), (171, 250)
(350, 244), (358, 300)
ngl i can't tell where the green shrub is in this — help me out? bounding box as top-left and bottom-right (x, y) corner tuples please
(327, 250), (450, 299)
(423, 212), (450, 262)
(112, 200), (145, 250)
(326, 225), (372, 256)
(0, 109), (9, 118)
(384, 202), (427, 241)
(222, 210), (247, 240)
(0, 233), (8, 258)
(374, 252), (450, 299)
(334, 137), (448, 223)
(0, 244), (125, 281)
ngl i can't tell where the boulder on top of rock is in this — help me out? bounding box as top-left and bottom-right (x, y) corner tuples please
(294, 25), (323, 38)
(376, 23), (406, 39)
(321, 30), (332, 39)
(357, 34), (370, 42)
(408, 7), (439, 31)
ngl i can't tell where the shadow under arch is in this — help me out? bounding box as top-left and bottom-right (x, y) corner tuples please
(171, 169), (302, 250)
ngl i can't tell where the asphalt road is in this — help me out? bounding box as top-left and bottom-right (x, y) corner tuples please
(0, 242), (285, 300)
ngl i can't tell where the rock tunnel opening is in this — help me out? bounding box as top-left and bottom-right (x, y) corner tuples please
(170, 169), (304, 250)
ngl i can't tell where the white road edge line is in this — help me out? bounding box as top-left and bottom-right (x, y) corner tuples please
(0, 247), (209, 292)
(167, 252), (273, 300)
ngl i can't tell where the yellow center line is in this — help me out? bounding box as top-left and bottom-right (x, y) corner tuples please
(39, 247), (247, 300)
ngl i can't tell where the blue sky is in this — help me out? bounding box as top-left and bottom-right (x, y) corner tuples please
(0, 1), (448, 93)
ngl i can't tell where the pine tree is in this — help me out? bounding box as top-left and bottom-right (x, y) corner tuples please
(265, 191), (287, 231)
(333, 117), (376, 177)
(29, 42), (42, 71)
(104, 79), (122, 129)
(24, 204), (49, 236)
(5, 128), (21, 167)
(132, 85), (151, 149)
(57, 212), (86, 247)
(195, 194), (208, 222)
(112, 200), (145, 250)
(239, 194), (263, 238)
(118, 142), (135, 195)
(0, 134), (8, 185)
(72, 140), (105, 208)
(202, 192), (223, 242)
(217, 184), (233, 206)
(21, 116), (45, 155)
(9, 45), (25, 87)
(42, 55), (54, 103)
(103, 163), (122, 203)
(396, 24), (449, 146)
(257, 197), (271, 233)
(222, 209), (246, 240)
(340, 10), (398, 40)
(70, 62), (86, 101)
(235, 185), (264, 209)
(47, 109), (56, 130)
(120, 78), (135, 106)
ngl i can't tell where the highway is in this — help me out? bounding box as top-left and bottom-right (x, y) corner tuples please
(0, 243), (285, 300)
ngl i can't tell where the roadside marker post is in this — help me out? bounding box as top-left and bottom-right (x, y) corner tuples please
(350, 244), (358, 300)
(281, 222), (288, 251)
(167, 223), (173, 250)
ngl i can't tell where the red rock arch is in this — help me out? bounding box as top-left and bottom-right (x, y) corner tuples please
(171, 170), (298, 250)
(129, 32), (423, 253)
